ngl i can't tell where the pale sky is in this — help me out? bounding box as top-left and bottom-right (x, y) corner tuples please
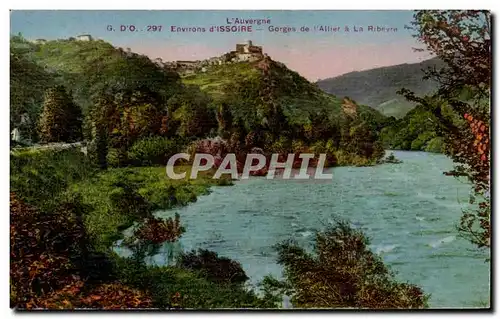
(10, 10), (433, 81)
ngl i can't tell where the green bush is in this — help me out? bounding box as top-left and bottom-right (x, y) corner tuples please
(334, 150), (375, 167)
(177, 249), (249, 285)
(268, 219), (429, 309)
(411, 131), (436, 151)
(105, 148), (121, 168)
(425, 137), (445, 153)
(112, 256), (277, 309)
(10, 147), (96, 211)
(128, 137), (184, 166)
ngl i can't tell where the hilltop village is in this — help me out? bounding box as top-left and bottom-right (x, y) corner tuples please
(160, 40), (267, 75)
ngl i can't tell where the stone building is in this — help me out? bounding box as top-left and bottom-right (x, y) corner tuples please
(231, 40), (263, 62)
(164, 41), (265, 75)
(235, 40), (263, 55)
(76, 34), (93, 41)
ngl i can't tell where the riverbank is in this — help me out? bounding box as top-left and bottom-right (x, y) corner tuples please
(11, 147), (233, 251)
(10, 148), (489, 308)
(151, 151), (490, 308)
(11, 148), (284, 309)
(70, 165), (233, 251)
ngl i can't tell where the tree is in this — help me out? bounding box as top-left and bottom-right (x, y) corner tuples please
(400, 10), (491, 248)
(411, 10), (490, 100)
(170, 86), (217, 138)
(267, 219), (428, 308)
(216, 102), (233, 138)
(86, 86), (168, 167)
(177, 249), (249, 285)
(10, 39), (55, 142)
(38, 85), (82, 143)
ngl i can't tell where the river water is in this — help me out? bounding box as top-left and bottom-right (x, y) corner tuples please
(125, 151), (490, 308)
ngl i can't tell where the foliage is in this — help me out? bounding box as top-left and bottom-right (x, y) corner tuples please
(269, 219), (429, 309)
(10, 193), (128, 309)
(400, 10), (491, 248)
(183, 56), (387, 166)
(86, 88), (168, 167)
(31, 281), (153, 310)
(135, 214), (185, 245)
(177, 249), (249, 285)
(10, 197), (151, 310)
(379, 103), (446, 152)
(424, 137), (445, 153)
(453, 113), (490, 247)
(38, 85), (83, 143)
(128, 136), (184, 166)
(32, 38), (181, 112)
(113, 257), (276, 309)
(411, 10), (490, 99)
(10, 36), (56, 142)
(70, 166), (230, 250)
(10, 147), (96, 211)
(13, 35), (389, 168)
(378, 152), (403, 164)
(169, 85), (218, 138)
(10, 193), (79, 308)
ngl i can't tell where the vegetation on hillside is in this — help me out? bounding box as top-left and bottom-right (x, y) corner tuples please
(38, 85), (83, 143)
(379, 103), (445, 153)
(182, 56), (388, 167)
(316, 58), (445, 118)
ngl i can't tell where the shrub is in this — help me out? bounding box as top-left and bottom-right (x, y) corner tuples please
(334, 150), (374, 167)
(177, 249), (249, 285)
(30, 281), (153, 310)
(128, 136), (184, 166)
(113, 257), (275, 309)
(38, 85), (83, 143)
(11, 193), (103, 308)
(269, 219), (429, 309)
(291, 140), (307, 153)
(425, 137), (445, 153)
(270, 136), (292, 154)
(134, 214), (185, 245)
(10, 148), (96, 211)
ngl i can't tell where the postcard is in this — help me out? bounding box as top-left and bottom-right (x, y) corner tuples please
(9, 10), (491, 310)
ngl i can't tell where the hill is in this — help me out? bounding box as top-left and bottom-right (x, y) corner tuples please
(10, 35), (182, 143)
(316, 58), (445, 118)
(179, 55), (390, 165)
(11, 36), (389, 165)
(182, 56), (387, 129)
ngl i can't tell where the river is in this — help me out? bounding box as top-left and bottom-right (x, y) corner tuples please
(121, 151), (491, 308)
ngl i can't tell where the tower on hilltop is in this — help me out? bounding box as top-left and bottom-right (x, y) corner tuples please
(235, 40), (263, 55)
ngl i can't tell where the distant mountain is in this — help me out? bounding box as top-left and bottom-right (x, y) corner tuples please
(316, 58), (445, 118)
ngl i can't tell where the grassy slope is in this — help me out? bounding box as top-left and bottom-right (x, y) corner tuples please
(182, 62), (257, 97)
(33, 39), (116, 74)
(182, 59), (386, 125)
(70, 165), (232, 251)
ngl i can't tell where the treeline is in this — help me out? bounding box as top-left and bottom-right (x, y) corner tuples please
(379, 88), (478, 153)
(379, 104), (446, 153)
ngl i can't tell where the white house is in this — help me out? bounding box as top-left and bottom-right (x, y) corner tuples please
(76, 34), (93, 41)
